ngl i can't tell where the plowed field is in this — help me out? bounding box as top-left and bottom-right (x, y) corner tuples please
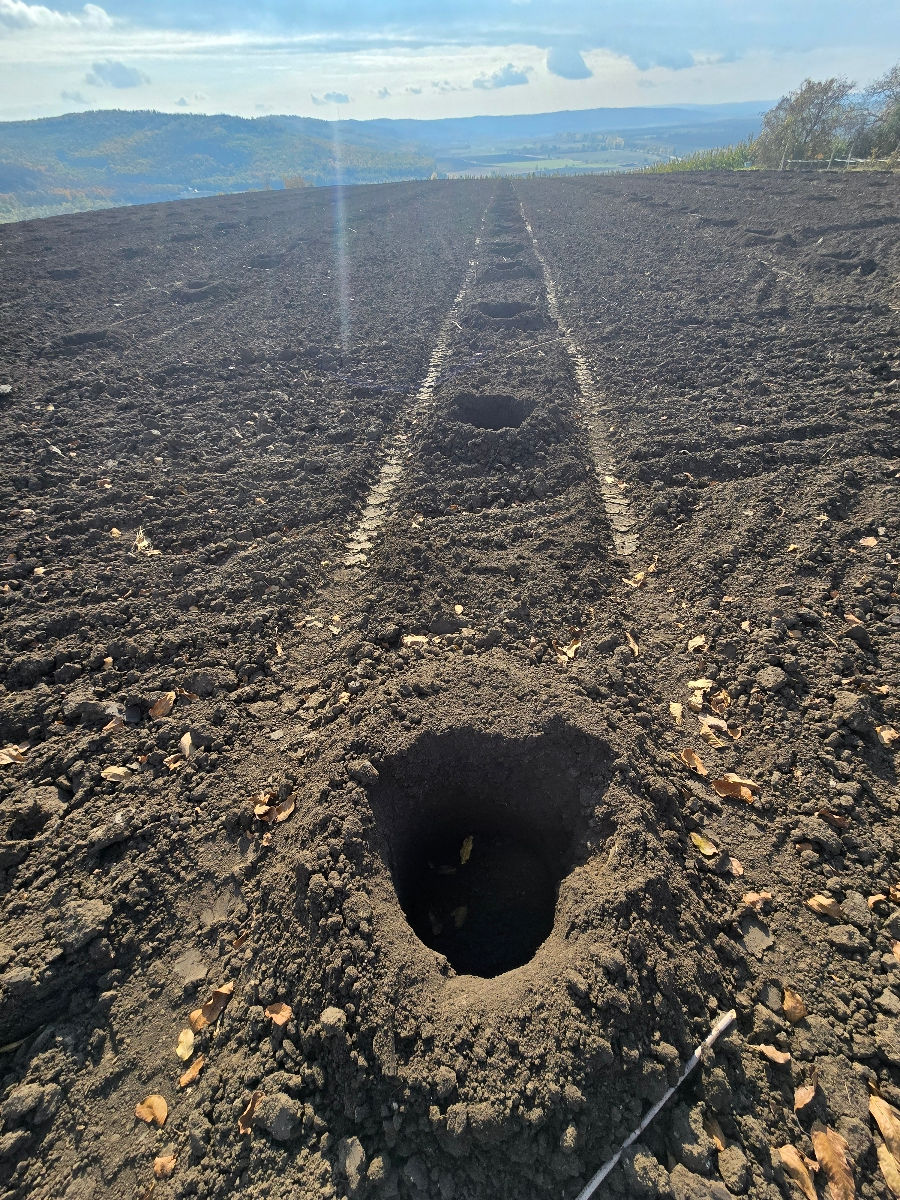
(0, 170), (898, 1200)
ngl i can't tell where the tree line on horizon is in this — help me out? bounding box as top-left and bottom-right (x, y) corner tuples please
(649, 61), (900, 172)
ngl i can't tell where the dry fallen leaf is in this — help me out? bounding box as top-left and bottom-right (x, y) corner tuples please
(0, 745), (28, 766)
(783, 988), (808, 1024)
(699, 720), (728, 749)
(625, 630), (640, 657)
(795, 1076), (818, 1112)
(110, 527), (122, 539)
(189, 981), (234, 1033)
(687, 634), (707, 652)
(238, 1091), (263, 1135)
(179, 732), (194, 758)
(859, 536), (879, 548)
(265, 1002), (293, 1027)
(711, 773), (760, 804)
(844, 612), (864, 627)
(878, 1141), (900, 1197)
(742, 890), (773, 911)
(179, 1055), (205, 1088)
(135, 1095), (168, 1127)
(175, 1028), (194, 1062)
(806, 894), (843, 921)
(153, 1156), (176, 1180)
(729, 857), (745, 876)
(101, 765), (131, 783)
(811, 1122), (855, 1200)
(150, 691), (176, 719)
(710, 689), (732, 714)
(870, 1095), (900, 1165)
(703, 1114), (727, 1151)
(690, 831), (718, 858)
(877, 726), (899, 749)
(680, 747), (708, 776)
(759, 1044), (791, 1065)
(778, 1145), (818, 1200)
(669, 702), (683, 726)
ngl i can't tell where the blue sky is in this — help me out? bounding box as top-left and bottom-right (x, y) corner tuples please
(0, 0), (898, 121)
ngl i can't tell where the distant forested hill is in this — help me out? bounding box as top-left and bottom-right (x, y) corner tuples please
(0, 110), (436, 222)
(0, 102), (767, 223)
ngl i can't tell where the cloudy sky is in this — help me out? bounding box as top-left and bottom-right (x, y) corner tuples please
(0, 0), (898, 122)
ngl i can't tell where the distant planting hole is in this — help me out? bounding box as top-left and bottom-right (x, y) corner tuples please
(477, 300), (530, 320)
(369, 727), (611, 978)
(451, 392), (532, 430)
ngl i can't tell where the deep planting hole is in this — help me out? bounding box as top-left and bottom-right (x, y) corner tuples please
(451, 392), (532, 430)
(477, 300), (530, 320)
(369, 726), (612, 977)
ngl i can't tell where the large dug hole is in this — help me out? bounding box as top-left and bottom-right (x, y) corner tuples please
(451, 391), (533, 430)
(369, 727), (611, 977)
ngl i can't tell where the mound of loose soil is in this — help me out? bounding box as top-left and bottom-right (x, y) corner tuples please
(0, 171), (898, 1200)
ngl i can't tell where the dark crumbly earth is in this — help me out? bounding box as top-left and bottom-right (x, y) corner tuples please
(0, 171), (898, 1200)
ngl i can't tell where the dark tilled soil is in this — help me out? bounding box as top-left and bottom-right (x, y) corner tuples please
(0, 172), (898, 1200)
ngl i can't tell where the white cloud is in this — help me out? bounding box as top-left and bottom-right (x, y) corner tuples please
(0, 0), (110, 30)
(473, 61), (530, 89)
(311, 90), (350, 105)
(85, 59), (149, 88)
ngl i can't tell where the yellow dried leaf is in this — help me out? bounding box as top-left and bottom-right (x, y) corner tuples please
(806, 894), (843, 921)
(150, 691), (176, 719)
(778, 1145), (818, 1200)
(179, 732), (194, 758)
(878, 1141), (900, 1196)
(135, 1095), (168, 1127)
(868, 893), (888, 909)
(783, 989), (807, 1024)
(811, 1122), (855, 1200)
(175, 1028), (194, 1062)
(454, 604), (463, 615)
(859, 536), (879, 548)
(110, 527), (122, 539)
(870, 1095), (900, 1165)
(711, 775), (756, 803)
(703, 1114), (727, 1151)
(687, 634), (707, 652)
(274, 796), (295, 823)
(795, 1078), (817, 1111)
(690, 831), (718, 858)
(625, 630), (640, 657)
(163, 753), (184, 771)
(179, 1054), (205, 1088)
(729, 857), (744, 876)
(687, 678), (715, 692)
(877, 726), (899, 748)
(680, 747), (708, 776)
(101, 765), (131, 783)
(0, 745), (27, 766)
(844, 612), (864, 626)
(460, 835), (473, 865)
(669, 702), (683, 726)
(189, 980), (234, 1033)
(699, 721), (728, 748)
(153, 1156), (176, 1180)
(742, 890), (773, 911)
(265, 1002), (293, 1027)
(710, 689), (732, 714)
(238, 1090), (263, 1135)
(759, 1044), (791, 1066)
(740, 619), (751, 632)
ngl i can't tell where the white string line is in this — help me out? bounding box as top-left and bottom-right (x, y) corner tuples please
(573, 1008), (737, 1200)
